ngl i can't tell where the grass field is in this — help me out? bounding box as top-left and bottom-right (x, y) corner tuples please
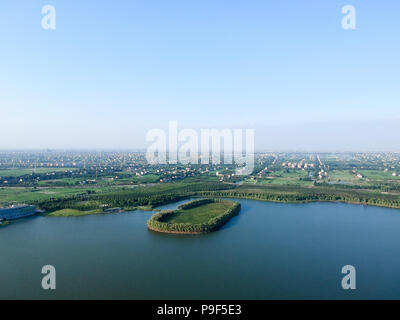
(114, 173), (161, 184)
(165, 201), (236, 224)
(0, 168), (77, 177)
(359, 170), (400, 181)
(0, 186), (113, 205)
(329, 170), (358, 183)
(244, 170), (313, 186)
(329, 170), (400, 183)
(47, 208), (103, 217)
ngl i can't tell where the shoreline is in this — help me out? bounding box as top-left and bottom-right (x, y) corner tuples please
(147, 225), (207, 235)
(27, 192), (400, 220)
(194, 194), (400, 210)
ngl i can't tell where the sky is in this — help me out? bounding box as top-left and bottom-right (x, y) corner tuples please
(0, 0), (399, 151)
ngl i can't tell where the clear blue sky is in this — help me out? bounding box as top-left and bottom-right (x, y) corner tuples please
(1, 0), (399, 150)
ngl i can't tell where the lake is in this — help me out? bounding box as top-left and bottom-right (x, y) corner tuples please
(1, 198), (400, 299)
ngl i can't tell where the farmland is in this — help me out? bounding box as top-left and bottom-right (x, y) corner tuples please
(0, 167), (77, 177)
(0, 151), (400, 212)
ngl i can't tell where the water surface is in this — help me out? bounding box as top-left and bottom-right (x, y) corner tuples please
(1, 199), (400, 299)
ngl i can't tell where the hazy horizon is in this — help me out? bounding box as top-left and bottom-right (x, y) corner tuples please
(1, 1), (399, 151)
(2, 118), (400, 152)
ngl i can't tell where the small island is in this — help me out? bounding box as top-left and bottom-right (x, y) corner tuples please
(0, 221), (10, 227)
(147, 199), (241, 234)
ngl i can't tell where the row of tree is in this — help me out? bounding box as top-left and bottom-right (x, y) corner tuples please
(197, 187), (400, 208)
(34, 182), (235, 212)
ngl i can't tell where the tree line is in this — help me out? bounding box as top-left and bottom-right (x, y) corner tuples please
(147, 199), (241, 233)
(34, 182), (235, 212)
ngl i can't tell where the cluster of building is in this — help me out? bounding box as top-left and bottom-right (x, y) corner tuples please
(282, 161), (315, 169)
(254, 167), (271, 178)
(356, 172), (364, 179)
(215, 171), (235, 181)
(318, 170), (328, 180)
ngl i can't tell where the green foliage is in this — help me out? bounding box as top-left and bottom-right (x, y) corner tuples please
(48, 208), (103, 217)
(177, 198), (214, 210)
(148, 199), (241, 234)
(197, 185), (400, 208)
(33, 182), (234, 212)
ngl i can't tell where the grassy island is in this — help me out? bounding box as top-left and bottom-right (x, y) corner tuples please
(147, 199), (241, 234)
(47, 208), (104, 217)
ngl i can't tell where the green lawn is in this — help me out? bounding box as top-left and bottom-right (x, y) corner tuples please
(165, 201), (236, 224)
(0, 187), (102, 205)
(47, 208), (103, 217)
(244, 170), (313, 186)
(329, 170), (358, 182)
(329, 169), (400, 182)
(359, 170), (400, 181)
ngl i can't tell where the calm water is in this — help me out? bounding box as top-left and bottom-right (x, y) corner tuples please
(1, 199), (400, 299)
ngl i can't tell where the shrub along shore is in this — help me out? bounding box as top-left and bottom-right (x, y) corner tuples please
(147, 199), (241, 234)
(26, 181), (400, 219)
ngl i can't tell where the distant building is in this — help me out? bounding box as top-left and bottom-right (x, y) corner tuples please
(0, 205), (37, 220)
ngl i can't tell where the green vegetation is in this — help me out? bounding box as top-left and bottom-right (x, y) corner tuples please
(245, 169), (313, 186)
(198, 184), (400, 209)
(168, 200), (237, 224)
(30, 181), (234, 214)
(0, 168), (77, 177)
(2, 178), (400, 215)
(47, 208), (103, 217)
(329, 170), (358, 183)
(0, 187), (101, 206)
(359, 170), (400, 181)
(147, 199), (241, 234)
(2, 152), (400, 218)
(113, 172), (161, 184)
